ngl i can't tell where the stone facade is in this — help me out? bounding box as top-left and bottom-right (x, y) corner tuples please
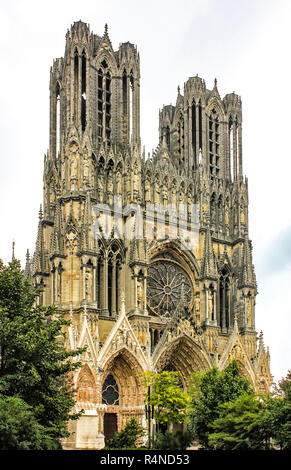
(27, 21), (272, 449)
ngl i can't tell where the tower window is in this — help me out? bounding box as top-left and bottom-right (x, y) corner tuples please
(165, 125), (170, 148)
(198, 101), (202, 150)
(229, 117), (233, 181)
(81, 51), (86, 131)
(209, 110), (220, 180)
(98, 69), (103, 141)
(56, 83), (60, 158)
(74, 50), (79, 125)
(177, 115), (184, 165)
(129, 72), (134, 143)
(97, 64), (111, 145)
(192, 99), (196, 158)
(219, 268), (230, 330)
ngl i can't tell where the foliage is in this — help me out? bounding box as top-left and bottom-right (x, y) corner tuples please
(0, 259), (84, 447)
(259, 370), (291, 450)
(187, 361), (253, 447)
(153, 429), (193, 450)
(0, 395), (57, 450)
(208, 393), (271, 450)
(142, 371), (190, 430)
(105, 417), (145, 449)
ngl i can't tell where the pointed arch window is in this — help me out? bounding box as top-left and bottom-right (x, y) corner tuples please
(209, 109), (220, 180)
(102, 374), (119, 405)
(74, 49), (79, 125)
(108, 243), (122, 316)
(199, 101), (202, 150)
(56, 82), (61, 158)
(129, 71), (134, 143)
(229, 117), (234, 181)
(81, 51), (87, 131)
(177, 115), (184, 165)
(97, 60), (111, 145)
(219, 268), (230, 330)
(192, 99), (196, 157)
(229, 116), (239, 181)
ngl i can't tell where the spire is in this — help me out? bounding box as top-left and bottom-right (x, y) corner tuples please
(24, 249), (31, 277)
(103, 23), (111, 44)
(258, 330), (266, 355)
(241, 229), (255, 288)
(33, 205), (47, 275)
(12, 240), (15, 261)
(51, 199), (63, 254)
(201, 218), (217, 279)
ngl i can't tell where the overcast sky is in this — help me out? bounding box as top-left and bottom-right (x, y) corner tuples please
(0, 0), (290, 384)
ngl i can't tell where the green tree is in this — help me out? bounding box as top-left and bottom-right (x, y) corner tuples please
(153, 429), (193, 450)
(142, 371), (190, 430)
(0, 259), (84, 448)
(0, 395), (55, 450)
(259, 371), (291, 450)
(187, 361), (253, 448)
(105, 417), (145, 449)
(208, 393), (271, 450)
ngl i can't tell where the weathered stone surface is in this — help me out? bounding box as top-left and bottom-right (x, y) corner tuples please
(30, 21), (272, 449)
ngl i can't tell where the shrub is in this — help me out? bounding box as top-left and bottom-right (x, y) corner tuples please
(105, 417), (145, 449)
(153, 429), (193, 450)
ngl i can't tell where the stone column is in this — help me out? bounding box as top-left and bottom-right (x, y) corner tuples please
(195, 104), (199, 161)
(233, 121), (237, 182)
(205, 287), (209, 323)
(238, 123), (243, 180)
(111, 259), (116, 316)
(104, 255), (109, 315)
(93, 265), (96, 302)
(213, 287), (217, 324)
(82, 264), (86, 300)
(143, 276), (147, 315)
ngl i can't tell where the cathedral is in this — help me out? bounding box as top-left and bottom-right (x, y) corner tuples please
(27, 21), (272, 449)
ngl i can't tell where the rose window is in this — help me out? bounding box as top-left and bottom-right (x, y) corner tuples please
(147, 258), (192, 317)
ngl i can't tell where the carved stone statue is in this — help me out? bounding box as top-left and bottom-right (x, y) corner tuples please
(154, 180), (160, 204)
(70, 154), (78, 179)
(162, 184), (168, 206)
(133, 167), (139, 199)
(107, 172), (113, 205)
(208, 289), (213, 318)
(85, 267), (92, 300)
(83, 153), (90, 187)
(145, 178), (151, 202)
(116, 170), (122, 195)
(97, 177), (104, 203)
(171, 185), (177, 205)
(225, 202), (229, 225)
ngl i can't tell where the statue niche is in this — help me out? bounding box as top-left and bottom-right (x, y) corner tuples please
(77, 365), (96, 402)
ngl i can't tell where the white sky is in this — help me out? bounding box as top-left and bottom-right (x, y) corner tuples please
(0, 0), (290, 384)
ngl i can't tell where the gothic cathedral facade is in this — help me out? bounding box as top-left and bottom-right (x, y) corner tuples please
(28, 21), (272, 449)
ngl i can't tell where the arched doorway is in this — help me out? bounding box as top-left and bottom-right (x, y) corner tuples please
(101, 348), (145, 436)
(102, 373), (119, 442)
(104, 413), (118, 442)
